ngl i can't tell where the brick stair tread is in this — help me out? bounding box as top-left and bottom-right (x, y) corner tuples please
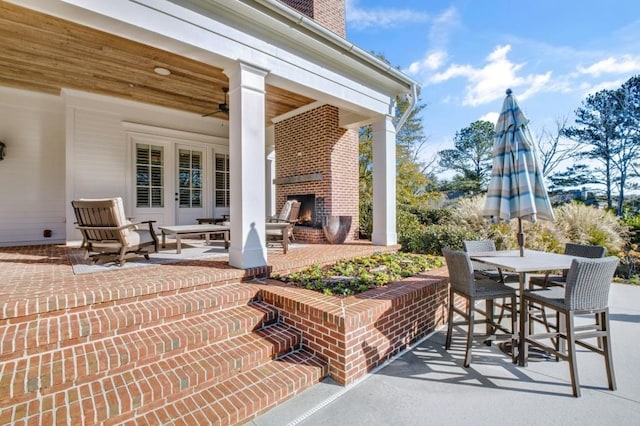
(0, 282), (261, 360)
(0, 301), (284, 405)
(0, 322), (304, 423)
(120, 349), (328, 426)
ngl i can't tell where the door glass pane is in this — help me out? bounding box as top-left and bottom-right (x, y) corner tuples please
(178, 149), (203, 208)
(214, 153), (230, 208)
(136, 144), (164, 208)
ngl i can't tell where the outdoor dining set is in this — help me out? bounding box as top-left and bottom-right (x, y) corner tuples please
(443, 240), (618, 398)
(441, 89), (619, 398)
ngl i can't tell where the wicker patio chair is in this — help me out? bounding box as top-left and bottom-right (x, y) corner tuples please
(463, 240), (519, 283)
(442, 248), (517, 367)
(72, 197), (158, 266)
(520, 256), (619, 397)
(463, 240), (519, 323)
(529, 243), (606, 288)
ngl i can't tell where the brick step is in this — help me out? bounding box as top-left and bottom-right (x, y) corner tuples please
(0, 301), (281, 406)
(0, 282), (261, 361)
(0, 323), (306, 424)
(120, 349), (328, 426)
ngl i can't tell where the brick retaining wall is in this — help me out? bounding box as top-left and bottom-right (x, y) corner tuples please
(258, 266), (450, 385)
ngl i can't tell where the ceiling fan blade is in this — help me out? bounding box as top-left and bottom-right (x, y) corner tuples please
(202, 108), (229, 118)
(202, 87), (230, 117)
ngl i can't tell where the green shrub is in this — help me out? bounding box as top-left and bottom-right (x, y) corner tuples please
(622, 211), (640, 244)
(400, 223), (478, 255)
(486, 220), (562, 253)
(359, 200), (373, 239)
(449, 195), (492, 235)
(554, 202), (627, 254)
(397, 207), (424, 241)
(406, 206), (453, 225)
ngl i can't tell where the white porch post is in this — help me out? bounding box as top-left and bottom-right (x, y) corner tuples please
(371, 115), (397, 246)
(227, 61), (269, 268)
(265, 146), (276, 218)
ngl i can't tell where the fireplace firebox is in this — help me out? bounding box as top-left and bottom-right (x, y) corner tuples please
(287, 194), (320, 228)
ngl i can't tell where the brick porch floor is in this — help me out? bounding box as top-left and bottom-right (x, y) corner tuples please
(0, 242), (396, 320)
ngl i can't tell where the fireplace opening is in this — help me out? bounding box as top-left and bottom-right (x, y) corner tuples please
(287, 194), (317, 228)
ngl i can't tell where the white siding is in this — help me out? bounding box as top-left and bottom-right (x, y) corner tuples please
(0, 88), (65, 246)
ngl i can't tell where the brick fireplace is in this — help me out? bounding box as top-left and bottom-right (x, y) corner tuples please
(274, 104), (359, 244)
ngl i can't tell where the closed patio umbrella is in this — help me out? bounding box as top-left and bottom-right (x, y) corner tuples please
(483, 89), (554, 256)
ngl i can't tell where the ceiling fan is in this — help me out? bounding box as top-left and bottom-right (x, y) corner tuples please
(202, 87), (229, 117)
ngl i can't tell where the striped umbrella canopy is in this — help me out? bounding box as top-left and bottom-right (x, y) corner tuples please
(483, 89), (554, 256)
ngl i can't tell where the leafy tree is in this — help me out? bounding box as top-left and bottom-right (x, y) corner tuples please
(547, 164), (599, 191)
(358, 77), (433, 237)
(613, 76), (640, 214)
(438, 120), (494, 194)
(563, 75), (640, 214)
(563, 89), (620, 210)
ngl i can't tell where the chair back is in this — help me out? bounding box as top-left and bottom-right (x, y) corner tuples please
(564, 243), (606, 258)
(564, 256), (619, 310)
(463, 240), (496, 273)
(288, 201), (301, 223)
(562, 243), (606, 278)
(442, 248), (477, 296)
(277, 200), (292, 221)
(72, 198), (129, 243)
(463, 240), (496, 253)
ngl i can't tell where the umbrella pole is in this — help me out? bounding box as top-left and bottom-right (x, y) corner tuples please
(518, 218), (525, 257)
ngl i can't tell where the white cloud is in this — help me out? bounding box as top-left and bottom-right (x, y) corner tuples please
(428, 7), (459, 49)
(427, 45), (552, 106)
(479, 112), (499, 124)
(577, 55), (640, 76)
(580, 78), (627, 97)
(346, 0), (429, 30)
(403, 7), (459, 75)
(407, 50), (447, 74)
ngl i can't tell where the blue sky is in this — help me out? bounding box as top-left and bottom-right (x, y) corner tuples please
(345, 0), (640, 167)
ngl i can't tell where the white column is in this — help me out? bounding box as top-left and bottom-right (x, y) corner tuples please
(371, 115), (397, 246)
(265, 144), (276, 218)
(227, 61), (269, 268)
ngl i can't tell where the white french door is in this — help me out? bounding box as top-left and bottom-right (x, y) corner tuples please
(132, 139), (174, 226)
(127, 124), (228, 227)
(131, 138), (209, 227)
(176, 145), (206, 225)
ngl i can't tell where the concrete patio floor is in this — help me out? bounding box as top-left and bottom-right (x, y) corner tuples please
(252, 283), (640, 426)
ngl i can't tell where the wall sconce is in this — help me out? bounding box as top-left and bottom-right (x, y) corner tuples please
(0, 141), (5, 160)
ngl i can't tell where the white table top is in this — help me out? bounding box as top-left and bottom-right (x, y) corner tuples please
(469, 249), (579, 273)
(160, 223), (289, 232)
(159, 224), (230, 233)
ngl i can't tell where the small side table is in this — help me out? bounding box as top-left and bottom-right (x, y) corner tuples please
(196, 216), (228, 225)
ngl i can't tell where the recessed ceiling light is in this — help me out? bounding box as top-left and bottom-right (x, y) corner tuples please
(153, 67), (171, 76)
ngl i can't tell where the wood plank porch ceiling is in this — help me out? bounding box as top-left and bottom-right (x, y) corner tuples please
(0, 2), (315, 122)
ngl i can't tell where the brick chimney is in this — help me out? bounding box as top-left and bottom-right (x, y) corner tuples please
(279, 0), (346, 37)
